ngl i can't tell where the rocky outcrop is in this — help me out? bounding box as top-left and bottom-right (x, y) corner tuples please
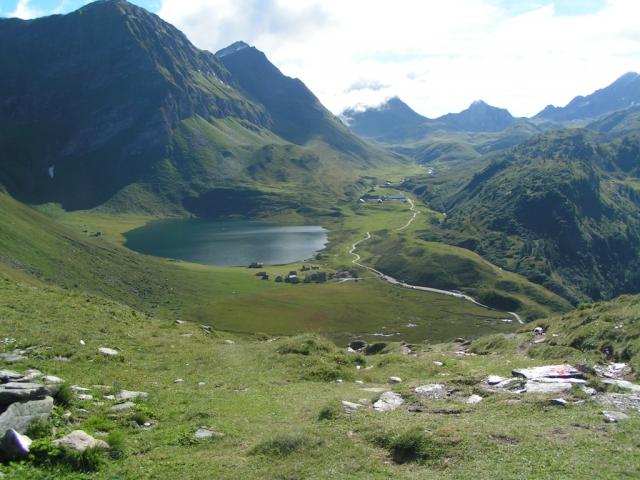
(0, 397), (54, 434)
(53, 430), (109, 451)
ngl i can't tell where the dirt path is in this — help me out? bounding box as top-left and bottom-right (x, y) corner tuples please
(348, 200), (524, 325)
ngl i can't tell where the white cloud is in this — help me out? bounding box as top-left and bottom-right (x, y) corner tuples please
(8, 0), (43, 19)
(158, 0), (640, 117)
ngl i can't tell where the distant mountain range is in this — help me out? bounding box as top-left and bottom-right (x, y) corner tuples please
(343, 72), (640, 144)
(0, 0), (394, 214)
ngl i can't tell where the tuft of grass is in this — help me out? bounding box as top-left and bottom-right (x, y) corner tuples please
(107, 431), (126, 460)
(277, 335), (336, 356)
(29, 439), (106, 473)
(371, 428), (451, 465)
(250, 434), (321, 458)
(54, 383), (74, 408)
(469, 334), (518, 355)
(317, 402), (342, 421)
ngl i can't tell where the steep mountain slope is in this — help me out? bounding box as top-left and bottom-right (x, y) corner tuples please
(341, 97), (428, 142)
(437, 100), (515, 132)
(0, 0), (396, 215)
(536, 72), (640, 123)
(413, 130), (640, 304)
(588, 105), (640, 135)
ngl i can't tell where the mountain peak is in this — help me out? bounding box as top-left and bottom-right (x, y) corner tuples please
(215, 41), (251, 58)
(535, 72), (640, 122)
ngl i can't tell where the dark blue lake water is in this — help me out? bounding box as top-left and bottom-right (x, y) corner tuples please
(124, 219), (328, 267)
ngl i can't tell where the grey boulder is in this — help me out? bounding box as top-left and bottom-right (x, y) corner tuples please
(53, 430), (109, 451)
(0, 396), (54, 434)
(0, 429), (32, 460)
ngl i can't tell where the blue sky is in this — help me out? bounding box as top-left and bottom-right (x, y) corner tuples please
(0, 0), (158, 17)
(1, 0), (638, 118)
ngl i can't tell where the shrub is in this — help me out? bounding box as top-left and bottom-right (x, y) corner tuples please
(26, 420), (52, 439)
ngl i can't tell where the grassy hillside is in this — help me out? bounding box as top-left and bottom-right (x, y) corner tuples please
(409, 130), (640, 304)
(2, 272), (639, 479)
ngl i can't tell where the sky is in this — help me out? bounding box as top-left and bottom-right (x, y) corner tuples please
(1, 0), (639, 118)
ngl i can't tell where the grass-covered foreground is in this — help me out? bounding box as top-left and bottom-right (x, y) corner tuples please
(1, 274), (639, 479)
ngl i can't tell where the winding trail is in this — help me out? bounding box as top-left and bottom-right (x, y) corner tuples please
(348, 199), (525, 325)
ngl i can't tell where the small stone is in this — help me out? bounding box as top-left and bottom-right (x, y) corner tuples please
(466, 394), (483, 404)
(335, 379), (344, 384)
(373, 391), (404, 412)
(0, 429), (32, 459)
(76, 394), (93, 401)
(79, 340), (86, 346)
(110, 402), (136, 412)
(104, 395), (116, 400)
(174, 379), (184, 384)
(175, 320), (186, 325)
(198, 382), (206, 387)
(602, 411), (630, 423)
(224, 340), (235, 345)
(550, 398), (567, 406)
(388, 376), (402, 384)
(533, 327), (544, 335)
(0, 353), (27, 364)
(433, 361), (444, 367)
(487, 375), (505, 385)
(341, 400), (364, 415)
(53, 430), (109, 451)
(581, 386), (597, 396)
(115, 390), (148, 401)
(70, 385), (91, 393)
(361, 387), (385, 393)
(415, 384), (448, 399)
(355, 380), (364, 385)
(42, 375), (64, 384)
(195, 427), (224, 440)
(97, 347), (118, 357)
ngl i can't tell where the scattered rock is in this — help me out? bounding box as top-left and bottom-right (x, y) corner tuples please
(53, 430), (109, 451)
(0, 382), (58, 406)
(115, 390), (148, 401)
(602, 379), (640, 393)
(399, 345), (412, 355)
(373, 392), (404, 412)
(602, 411), (630, 423)
(433, 361), (444, 367)
(0, 353), (27, 364)
(550, 398), (568, 406)
(0, 369), (23, 382)
(0, 429), (32, 460)
(360, 387), (385, 393)
(341, 400), (364, 415)
(525, 382), (574, 395)
(224, 340), (235, 345)
(0, 397), (54, 434)
(595, 393), (640, 412)
(42, 375), (64, 384)
(198, 382), (206, 387)
(415, 384), (448, 400)
(194, 427), (224, 440)
(110, 402), (136, 412)
(533, 327), (544, 335)
(70, 385), (91, 393)
(76, 394), (93, 401)
(335, 379), (344, 384)
(79, 340), (85, 346)
(97, 347), (119, 357)
(466, 394), (483, 404)
(174, 379), (184, 384)
(594, 363), (632, 380)
(487, 375), (505, 385)
(581, 386), (597, 396)
(175, 320), (186, 325)
(512, 365), (582, 380)
(387, 376), (402, 384)
(348, 340), (367, 352)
